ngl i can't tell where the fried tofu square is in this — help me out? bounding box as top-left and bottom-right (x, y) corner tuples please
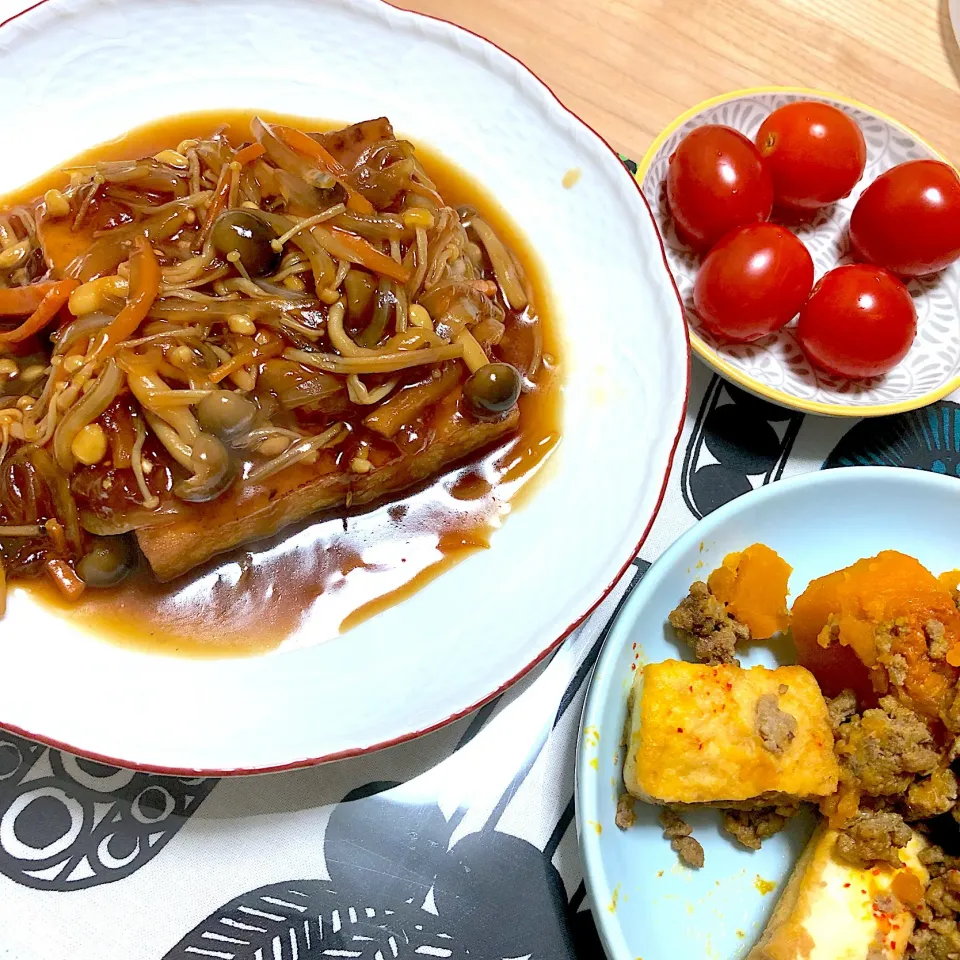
(623, 660), (839, 805)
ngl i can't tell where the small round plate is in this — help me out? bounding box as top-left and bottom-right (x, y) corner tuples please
(576, 466), (960, 960)
(637, 87), (960, 417)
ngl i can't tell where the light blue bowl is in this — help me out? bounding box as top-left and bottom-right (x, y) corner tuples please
(576, 466), (960, 960)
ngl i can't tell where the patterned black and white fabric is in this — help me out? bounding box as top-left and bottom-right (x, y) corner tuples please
(4, 353), (957, 959)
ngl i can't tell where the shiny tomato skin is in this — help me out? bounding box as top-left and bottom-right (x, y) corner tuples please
(849, 159), (960, 277)
(796, 264), (917, 378)
(755, 101), (866, 211)
(666, 125), (774, 251)
(693, 223), (814, 342)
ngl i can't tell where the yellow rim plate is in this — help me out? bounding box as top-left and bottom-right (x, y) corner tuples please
(636, 86), (960, 418)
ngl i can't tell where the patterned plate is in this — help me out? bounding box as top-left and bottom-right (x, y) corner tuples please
(638, 87), (960, 417)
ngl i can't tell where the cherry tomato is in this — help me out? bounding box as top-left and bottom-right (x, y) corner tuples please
(755, 101), (866, 211)
(849, 159), (960, 277)
(796, 264), (916, 377)
(693, 223), (814, 342)
(666, 125), (773, 251)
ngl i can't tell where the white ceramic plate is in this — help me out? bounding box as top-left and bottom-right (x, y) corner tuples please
(576, 466), (960, 960)
(638, 88), (960, 417)
(0, 0), (688, 772)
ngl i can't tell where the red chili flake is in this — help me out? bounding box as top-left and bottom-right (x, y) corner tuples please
(688, 686), (693, 693)
(677, 727), (684, 733)
(630, 663), (636, 671)
(843, 883), (851, 888)
(890, 941), (896, 951)
(725, 682), (733, 691)
(861, 889), (867, 895)
(698, 743), (703, 750)
(632, 642), (637, 650)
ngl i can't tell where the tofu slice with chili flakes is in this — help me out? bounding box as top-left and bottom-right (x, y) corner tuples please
(623, 660), (839, 805)
(747, 823), (927, 960)
(137, 399), (518, 582)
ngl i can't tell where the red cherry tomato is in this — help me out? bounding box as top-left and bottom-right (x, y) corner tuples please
(849, 159), (960, 277)
(755, 101), (866, 211)
(693, 224), (814, 342)
(666, 125), (773, 251)
(796, 264), (916, 378)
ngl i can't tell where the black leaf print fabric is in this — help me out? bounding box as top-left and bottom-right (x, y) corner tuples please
(0, 731), (215, 891)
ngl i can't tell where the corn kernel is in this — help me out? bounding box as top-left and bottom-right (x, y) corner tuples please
(402, 208), (436, 230)
(169, 345), (196, 366)
(258, 436), (290, 457)
(227, 314), (257, 336)
(0, 241), (30, 270)
(63, 355), (85, 374)
(0, 359), (18, 378)
(43, 188), (71, 219)
(71, 422), (108, 465)
(282, 275), (306, 293)
(68, 275), (128, 316)
(229, 367), (257, 392)
(154, 149), (190, 169)
(408, 304), (433, 329)
(20, 364), (46, 383)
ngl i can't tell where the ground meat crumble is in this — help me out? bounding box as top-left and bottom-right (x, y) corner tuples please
(829, 684), (960, 958)
(827, 689), (859, 735)
(926, 619), (950, 661)
(722, 806), (798, 850)
(755, 693), (798, 755)
(835, 810), (913, 868)
(908, 845), (960, 959)
(667, 580), (749, 665)
(659, 808), (704, 868)
(833, 695), (940, 798)
(615, 792), (636, 830)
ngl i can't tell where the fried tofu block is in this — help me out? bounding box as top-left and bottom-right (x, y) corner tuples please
(623, 660), (839, 805)
(137, 406), (518, 582)
(747, 824), (927, 960)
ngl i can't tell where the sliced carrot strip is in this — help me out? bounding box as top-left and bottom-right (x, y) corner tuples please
(45, 558), (86, 601)
(272, 124), (375, 215)
(0, 279), (78, 343)
(233, 142), (266, 167)
(311, 224), (410, 283)
(208, 337), (283, 384)
(0, 281), (64, 317)
(90, 237), (160, 361)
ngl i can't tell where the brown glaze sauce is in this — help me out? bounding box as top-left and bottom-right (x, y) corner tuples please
(9, 111), (562, 657)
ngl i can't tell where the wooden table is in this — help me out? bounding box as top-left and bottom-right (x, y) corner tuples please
(397, 0), (960, 163)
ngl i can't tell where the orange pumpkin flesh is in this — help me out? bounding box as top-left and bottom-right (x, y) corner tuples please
(708, 543), (792, 640)
(792, 551), (960, 718)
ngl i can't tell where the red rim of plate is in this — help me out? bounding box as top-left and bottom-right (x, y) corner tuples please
(0, 0), (692, 776)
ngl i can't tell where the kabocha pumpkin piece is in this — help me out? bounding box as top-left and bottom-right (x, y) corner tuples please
(708, 542), (792, 640)
(792, 551), (960, 718)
